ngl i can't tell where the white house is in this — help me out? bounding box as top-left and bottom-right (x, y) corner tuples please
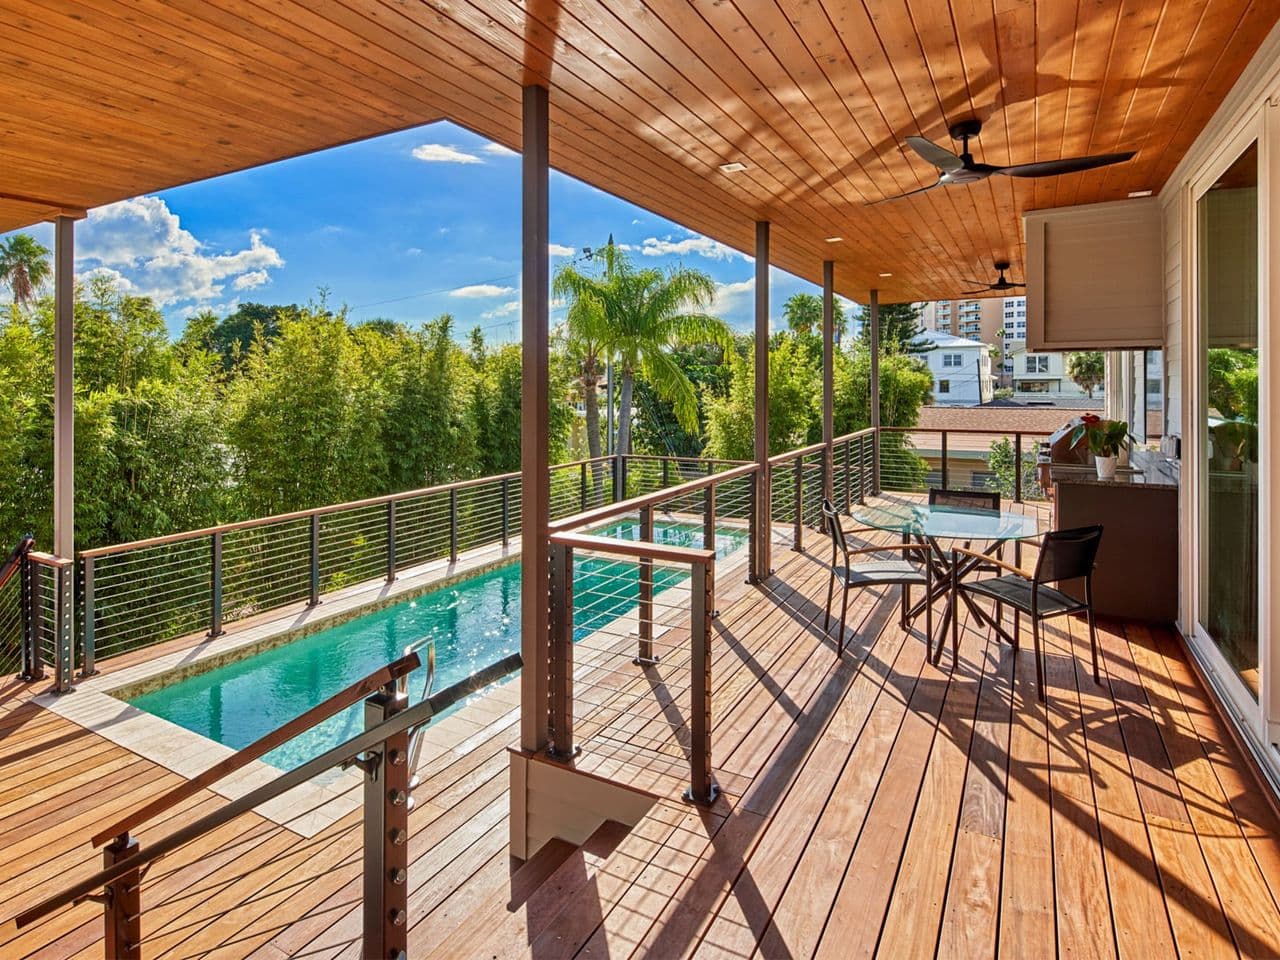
(917, 329), (994, 406)
(1005, 340), (1090, 400)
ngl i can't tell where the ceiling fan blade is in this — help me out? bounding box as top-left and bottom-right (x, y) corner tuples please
(905, 136), (965, 172)
(995, 151), (1136, 178)
(866, 180), (941, 205)
(960, 288), (991, 295)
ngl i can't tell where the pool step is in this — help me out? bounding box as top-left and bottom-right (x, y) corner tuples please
(433, 820), (630, 959)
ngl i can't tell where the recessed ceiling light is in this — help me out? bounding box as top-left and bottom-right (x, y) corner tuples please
(1128, 189), (1153, 198)
(879, 272), (892, 278)
(825, 236), (843, 243)
(719, 161), (748, 173)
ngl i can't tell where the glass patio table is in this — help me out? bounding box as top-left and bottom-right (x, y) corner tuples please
(850, 501), (1043, 658)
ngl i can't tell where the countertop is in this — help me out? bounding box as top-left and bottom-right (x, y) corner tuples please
(1048, 448), (1179, 489)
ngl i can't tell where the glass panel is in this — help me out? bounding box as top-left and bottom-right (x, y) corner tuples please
(1198, 141), (1259, 697)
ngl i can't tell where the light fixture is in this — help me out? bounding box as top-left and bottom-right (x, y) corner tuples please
(1128, 189), (1153, 198)
(824, 236), (843, 243)
(719, 161), (748, 173)
(878, 272), (892, 278)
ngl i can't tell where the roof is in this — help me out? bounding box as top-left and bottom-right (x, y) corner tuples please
(916, 404), (1097, 434)
(917, 329), (989, 350)
(3, 2), (1277, 303)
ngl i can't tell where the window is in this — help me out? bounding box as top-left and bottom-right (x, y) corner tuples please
(1025, 355), (1049, 373)
(1017, 381), (1051, 393)
(937, 379), (950, 394)
(942, 353), (963, 367)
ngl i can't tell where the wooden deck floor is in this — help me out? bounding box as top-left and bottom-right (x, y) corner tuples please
(3, 498), (1280, 958)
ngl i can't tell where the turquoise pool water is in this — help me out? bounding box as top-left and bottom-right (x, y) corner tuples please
(128, 519), (747, 771)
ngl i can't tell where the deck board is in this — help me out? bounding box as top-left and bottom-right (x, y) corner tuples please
(2, 496), (1280, 958)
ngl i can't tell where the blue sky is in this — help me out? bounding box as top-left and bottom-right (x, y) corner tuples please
(4, 120), (856, 340)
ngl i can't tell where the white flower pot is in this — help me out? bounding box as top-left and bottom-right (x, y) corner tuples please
(1095, 455), (1118, 480)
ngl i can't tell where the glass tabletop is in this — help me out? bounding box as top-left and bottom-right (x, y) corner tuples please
(851, 502), (1042, 542)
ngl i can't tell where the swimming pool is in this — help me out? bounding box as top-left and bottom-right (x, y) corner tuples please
(128, 519), (748, 770)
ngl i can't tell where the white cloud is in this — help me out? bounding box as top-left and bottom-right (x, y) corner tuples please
(406, 247), (423, 256)
(711, 278), (754, 316)
(482, 300), (520, 320)
(549, 243), (575, 257)
(232, 269), (270, 290)
(76, 196), (283, 307)
(640, 234), (742, 261)
(450, 283), (516, 298)
(482, 143), (517, 157)
(411, 143), (484, 164)
(631, 219), (642, 225)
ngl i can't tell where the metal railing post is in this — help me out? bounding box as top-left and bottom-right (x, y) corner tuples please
(636, 506), (656, 665)
(386, 501), (397, 582)
(20, 556), (40, 680)
(792, 454), (803, 551)
(53, 562), (73, 694)
(308, 514), (321, 607)
(362, 683), (409, 960)
(548, 542), (576, 756)
(703, 484), (716, 554)
(940, 431), (949, 490)
(580, 461), (588, 511)
(843, 440), (852, 513)
(662, 458), (670, 489)
(617, 454), (627, 502)
(687, 560), (717, 805)
(449, 488), (459, 563)
(747, 471), (761, 584)
(501, 477), (511, 546)
(872, 427), (881, 494)
(81, 556), (96, 677)
(859, 435), (869, 504)
(103, 833), (141, 960)
(1014, 432), (1024, 503)
(208, 532), (223, 639)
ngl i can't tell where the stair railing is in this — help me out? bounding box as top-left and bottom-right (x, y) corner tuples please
(15, 647), (520, 959)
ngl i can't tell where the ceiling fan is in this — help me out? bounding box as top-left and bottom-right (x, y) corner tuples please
(961, 261), (1024, 295)
(871, 119), (1135, 204)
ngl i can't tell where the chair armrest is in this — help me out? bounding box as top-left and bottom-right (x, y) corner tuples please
(845, 543), (932, 559)
(952, 546), (1033, 579)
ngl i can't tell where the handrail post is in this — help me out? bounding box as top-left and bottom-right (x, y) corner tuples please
(703, 484), (716, 554)
(792, 454), (803, 552)
(308, 514), (321, 607)
(747, 470), (761, 584)
(449, 488), (459, 563)
(81, 556), (97, 677)
(872, 426), (881, 495)
(20, 555), (41, 680)
(860, 434), (869, 504)
(208, 532), (223, 639)
(103, 833), (141, 960)
(616, 454), (627, 502)
(53, 562), (73, 694)
(501, 478), (511, 546)
(362, 683), (410, 960)
(843, 440), (852, 514)
(548, 541), (576, 756)
(386, 500), (397, 583)
(662, 458), (670, 489)
(940, 431), (949, 491)
(686, 560), (717, 805)
(580, 460), (588, 511)
(636, 506), (656, 665)
(1014, 432), (1024, 503)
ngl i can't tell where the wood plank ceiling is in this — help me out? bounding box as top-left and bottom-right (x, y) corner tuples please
(0, 0), (1275, 303)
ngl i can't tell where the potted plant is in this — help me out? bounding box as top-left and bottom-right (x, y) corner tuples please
(1069, 415), (1131, 480)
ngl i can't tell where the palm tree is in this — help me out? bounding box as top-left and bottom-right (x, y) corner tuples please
(0, 233), (52, 308)
(554, 241), (731, 458)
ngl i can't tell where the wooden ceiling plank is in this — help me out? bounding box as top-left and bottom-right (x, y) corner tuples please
(991, 0), (1040, 281)
(1031, 0), (1080, 211)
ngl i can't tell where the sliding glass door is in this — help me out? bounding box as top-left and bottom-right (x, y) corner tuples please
(1195, 137), (1261, 706)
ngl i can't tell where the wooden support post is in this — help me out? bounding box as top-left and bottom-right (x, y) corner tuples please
(686, 561), (717, 805)
(753, 221), (771, 580)
(637, 506), (655, 664)
(53, 217), (74, 561)
(869, 289), (881, 495)
(822, 260), (835, 502)
(520, 83), (552, 753)
(548, 542), (576, 755)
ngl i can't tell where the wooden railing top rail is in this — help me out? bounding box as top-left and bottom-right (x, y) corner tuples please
(551, 454), (617, 470)
(876, 426), (1054, 437)
(27, 550), (72, 570)
(622, 453), (751, 465)
(90, 651), (422, 848)
(0, 534), (34, 591)
(768, 441), (829, 465)
(548, 531), (715, 566)
(548, 461), (758, 533)
(833, 427), (877, 443)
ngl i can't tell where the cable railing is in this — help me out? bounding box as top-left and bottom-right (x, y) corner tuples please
(0, 541), (76, 693)
(14, 647), (524, 959)
(876, 427), (1051, 502)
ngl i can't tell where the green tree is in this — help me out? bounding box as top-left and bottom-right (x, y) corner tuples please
(986, 436), (1042, 500)
(554, 241), (730, 456)
(0, 233), (51, 308)
(858, 301), (929, 353)
(782, 292), (848, 340)
(704, 334), (820, 460)
(1066, 351), (1105, 398)
(632, 343), (730, 458)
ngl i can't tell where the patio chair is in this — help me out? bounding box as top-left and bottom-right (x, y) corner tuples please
(820, 497), (932, 657)
(951, 524), (1104, 701)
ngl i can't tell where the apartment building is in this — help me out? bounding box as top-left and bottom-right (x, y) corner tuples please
(919, 296), (1026, 386)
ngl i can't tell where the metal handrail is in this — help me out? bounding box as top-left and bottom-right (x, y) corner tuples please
(0, 534), (34, 591)
(548, 531), (714, 566)
(89, 651), (422, 847)
(14, 649), (522, 932)
(549, 461), (758, 533)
